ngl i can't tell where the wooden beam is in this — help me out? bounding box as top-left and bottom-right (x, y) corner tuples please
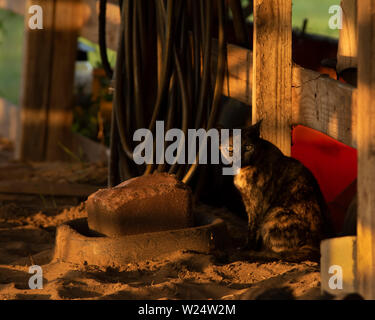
(337, 0), (358, 73)
(19, 0), (85, 161)
(19, 0), (55, 161)
(357, 0), (375, 300)
(44, 0), (84, 161)
(252, 0), (292, 156)
(292, 66), (357, 149)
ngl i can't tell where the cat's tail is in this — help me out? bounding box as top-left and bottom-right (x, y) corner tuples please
(238, 245), (321, 263)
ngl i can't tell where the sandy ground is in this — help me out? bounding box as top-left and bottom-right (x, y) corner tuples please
(0, 140), (323, 300)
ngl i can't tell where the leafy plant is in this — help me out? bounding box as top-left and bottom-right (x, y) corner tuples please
(78, 37), (116, 69)
(0, 20), (5, 44)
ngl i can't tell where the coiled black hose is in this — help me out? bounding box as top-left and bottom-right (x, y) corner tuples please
(99, 0), (243, 188)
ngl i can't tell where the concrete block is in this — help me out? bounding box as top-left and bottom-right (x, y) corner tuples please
(53, 211), (228, 267)
(87, 173), (193, 237)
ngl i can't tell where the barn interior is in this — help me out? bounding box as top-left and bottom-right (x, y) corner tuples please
(0, 0), (370, 300)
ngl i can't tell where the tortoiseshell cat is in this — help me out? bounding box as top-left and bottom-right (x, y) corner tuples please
(220, 121), (333, 261)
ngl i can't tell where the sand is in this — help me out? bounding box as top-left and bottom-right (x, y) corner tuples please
(0, 207), (321, 300)
(0, 140), (323, 300)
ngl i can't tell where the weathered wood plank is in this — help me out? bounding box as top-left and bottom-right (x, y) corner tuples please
(19, 0), (55, 161)
(357, 0), (375, 300)
(292, 66), (357, 148)
(337, 0), (358, 73)
(19, 0), (86, 161)
(44, 0), (84, 161)
(213, 43), (357, 149)
(252, 0), (292, 156)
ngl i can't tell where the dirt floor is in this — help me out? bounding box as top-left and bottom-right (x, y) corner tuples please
(0, 139), (323, 300)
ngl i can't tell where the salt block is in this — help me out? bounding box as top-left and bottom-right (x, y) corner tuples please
(87, 173), (193, 237)
(321, 236), (357, 296)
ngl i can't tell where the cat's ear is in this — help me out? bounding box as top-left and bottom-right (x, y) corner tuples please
(251, 119), (262, 137)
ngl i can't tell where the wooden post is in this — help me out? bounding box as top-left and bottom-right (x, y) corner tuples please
(337, 0), (358, 73)
(357, 0), (375, 300)
(252, 0), (292, 156)
(19, 0), (84, 161)
(19, 0), (54, 161)
(45, 0), (83, 161)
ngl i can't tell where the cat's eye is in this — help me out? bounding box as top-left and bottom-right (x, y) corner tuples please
(245, 145), (253, 151)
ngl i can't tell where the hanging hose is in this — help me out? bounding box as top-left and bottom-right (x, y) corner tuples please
(194, 0), (212, 130)
(228, 0), (249, 46)
(101, 0), (243, 189)
(148, 0), (176, 133)
(99, 0), (114, 79)
(182, 0), (227, 184)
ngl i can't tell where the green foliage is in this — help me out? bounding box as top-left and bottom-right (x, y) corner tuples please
(72, 75), (113, 147)
(72, 92), (101, 142)
(242, 0), (340, 38)
(292, 0), (341, 38)
(0, 9), (23, 104)
(78, 37), (117, 69)
(0, 20), (5, 43)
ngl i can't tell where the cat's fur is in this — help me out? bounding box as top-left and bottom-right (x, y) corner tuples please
(220, 121), (333, 262)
